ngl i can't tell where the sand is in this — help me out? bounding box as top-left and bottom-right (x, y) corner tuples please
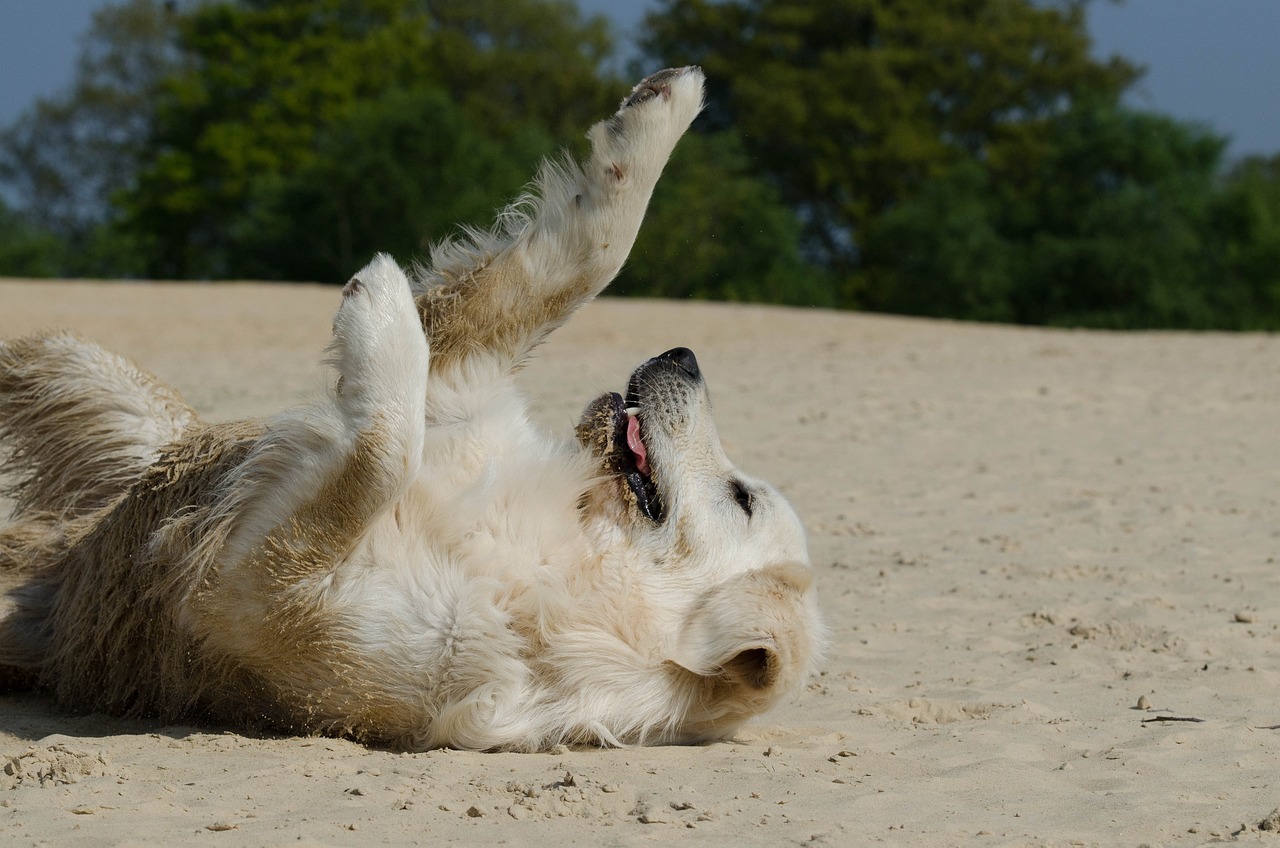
(1, 277), (1278, 846)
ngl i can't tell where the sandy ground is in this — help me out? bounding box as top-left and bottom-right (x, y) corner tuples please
(0, 277), (1278, 846)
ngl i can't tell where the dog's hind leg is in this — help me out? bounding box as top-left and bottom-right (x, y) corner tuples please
(415, 67), (705, 377)
(214, 254), (429, 584)
(0, 334), (196, 687)
(0, 334), (196, 519)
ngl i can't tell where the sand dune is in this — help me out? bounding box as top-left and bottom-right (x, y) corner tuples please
(1, 278), (1278, 845)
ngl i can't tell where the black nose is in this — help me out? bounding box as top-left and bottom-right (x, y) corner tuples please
(656, 347), (700, 379)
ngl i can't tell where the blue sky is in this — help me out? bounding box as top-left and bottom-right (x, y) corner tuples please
(3, 0), (1279, 160)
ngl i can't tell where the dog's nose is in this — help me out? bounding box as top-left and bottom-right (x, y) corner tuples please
(656, 347), (700, 379)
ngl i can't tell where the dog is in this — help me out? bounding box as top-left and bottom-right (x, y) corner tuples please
(0, 68), (823, 751)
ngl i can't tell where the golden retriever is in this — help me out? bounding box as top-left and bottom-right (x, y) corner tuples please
(0, 68), (823, 750)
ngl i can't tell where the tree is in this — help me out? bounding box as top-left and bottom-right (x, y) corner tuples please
(0, 0), (178, 276)
(640, 0), (1139, 302)
(232, 86), (554, 282)
(1203, 155), (1280, 328)
(115, 0), (617, 278)
(860, 161), (1019, 322)
(1011, 100), (1225, 327)
(0, 198), (62, 277)
(617, 130), (833, 306)
(423, 0), (616, 141)
(866, 100), (1245, 328)
(117, 0), (437, 277)
(0, 0), (623, 282)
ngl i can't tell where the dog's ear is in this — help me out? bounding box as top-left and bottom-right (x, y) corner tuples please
(719, 644), (780, 690)
(669, 563), (814, 692)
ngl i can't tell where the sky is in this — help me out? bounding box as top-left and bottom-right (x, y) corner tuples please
(1, 0), (1279, 160)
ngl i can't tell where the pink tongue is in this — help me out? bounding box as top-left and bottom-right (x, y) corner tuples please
(626, 414), (650, 476)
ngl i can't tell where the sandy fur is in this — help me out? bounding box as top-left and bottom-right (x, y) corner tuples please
(0, 68), (823, 752)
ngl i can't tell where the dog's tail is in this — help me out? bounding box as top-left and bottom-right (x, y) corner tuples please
(0, 333), (198, 521)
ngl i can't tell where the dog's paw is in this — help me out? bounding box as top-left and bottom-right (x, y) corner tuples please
(337, 252), (414, 314)
(595, 67), (704, 164)
(619, 67), (697, 110)
(614, 65), (703, 125)
(331, 254), (428, 414)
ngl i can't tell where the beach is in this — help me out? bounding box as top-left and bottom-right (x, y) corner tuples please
(1, 277), (1278, 846)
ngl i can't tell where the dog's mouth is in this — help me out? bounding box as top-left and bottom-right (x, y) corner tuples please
(576, 348), (703, 525)
(576, 387), (664, 523)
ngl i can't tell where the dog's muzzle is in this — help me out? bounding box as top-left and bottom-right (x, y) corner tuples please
(575, 347), (703, 523)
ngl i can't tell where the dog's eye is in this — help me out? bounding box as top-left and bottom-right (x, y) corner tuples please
(731, 481), (754, 517)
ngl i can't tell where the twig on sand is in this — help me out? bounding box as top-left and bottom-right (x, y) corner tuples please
(1140, 715), (1205, 725)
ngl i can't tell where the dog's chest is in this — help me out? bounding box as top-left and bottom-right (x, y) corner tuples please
(374, 418), (589, 581)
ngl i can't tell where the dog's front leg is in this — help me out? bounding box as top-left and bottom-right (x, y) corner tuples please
(417, 67), (705, 377)
(218, 254), (428, 583)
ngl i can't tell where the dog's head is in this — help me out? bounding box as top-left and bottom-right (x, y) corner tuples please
(576, 348), (822, 729)
(576, 348), (808, 566)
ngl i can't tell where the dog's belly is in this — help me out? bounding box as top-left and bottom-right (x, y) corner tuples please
(275, 445), (594, 747)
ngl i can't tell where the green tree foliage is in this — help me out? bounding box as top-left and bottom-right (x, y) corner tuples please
(618, 130), (832, 306)
(867, 101), (1280, 329)
(120, 0), (433, 277)
(0, 0), (177, 276)
(1014, 101), (1226, 328)
(641, 0), (1139, 292)
(0, 199), (62, 277)
(115, 0), (616, 279)
(867, 101), (1236, 328)
(233, 86), (554, 281)
(423, 0), (615, 140)
(643, 0), (1280, 328)
(860, 161), (1019, 322)
(1207, 155), (1280, 328)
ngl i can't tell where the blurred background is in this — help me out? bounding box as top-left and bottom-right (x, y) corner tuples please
(2, 0), (1279, 330)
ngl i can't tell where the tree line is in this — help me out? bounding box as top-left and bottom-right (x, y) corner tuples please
(2, 0), (1279, 329)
